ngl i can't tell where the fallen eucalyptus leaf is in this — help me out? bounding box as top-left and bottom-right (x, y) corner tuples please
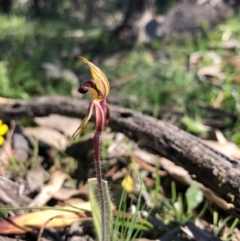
(0, 202), (92, 234)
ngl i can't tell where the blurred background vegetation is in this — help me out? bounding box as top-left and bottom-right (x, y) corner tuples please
(0, 0), (240, 142)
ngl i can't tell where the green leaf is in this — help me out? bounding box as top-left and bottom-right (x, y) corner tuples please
(0, 61), (10, 96)
(186, 182), (203, 214)
(181, 116), (207, 135)
(88, 178), (113, 241)
(0, 206), (9, 218)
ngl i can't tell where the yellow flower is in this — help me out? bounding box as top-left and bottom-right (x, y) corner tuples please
(121, 174), (134, 193)
(0, 120), (8, 145)
(72, 57), (110, 139)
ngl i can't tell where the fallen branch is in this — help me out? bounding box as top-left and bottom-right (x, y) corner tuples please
(160, 222), (222, 241)
(0, 96), (240, 215)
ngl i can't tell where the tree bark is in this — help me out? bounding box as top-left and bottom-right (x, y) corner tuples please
(157, 0), (233, 41)
(1, 96), (240, 215)
(112, 0), (155, 48)
(113, 0), (235, 47)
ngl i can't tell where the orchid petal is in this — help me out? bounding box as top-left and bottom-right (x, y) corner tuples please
(80, 57), (110, 100)
(100, 100), (110, 128)
(105, 104), (110, 128)
(94, 102), (106, 133)
(72, 101), (94, 139)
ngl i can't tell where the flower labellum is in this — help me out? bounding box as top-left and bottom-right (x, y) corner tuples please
(72, 57), (110, 139)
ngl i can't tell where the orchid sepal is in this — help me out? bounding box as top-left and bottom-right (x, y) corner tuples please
(72, 57), (110, 139)
(72, 101), (94, 139)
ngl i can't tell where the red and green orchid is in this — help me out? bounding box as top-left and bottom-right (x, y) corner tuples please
(72, 57), (110, 139)
(72, 57), (111, 241)
(73, 57), (111, 241)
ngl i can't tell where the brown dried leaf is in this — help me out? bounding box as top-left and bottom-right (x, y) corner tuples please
(212, 91), (225, 108)
(12, 132), (29, 161)
(0, 97), (15, 104)
(198, 66), (225, 84)
(0, 202), (92, 234)
(24, 127), (69, 150)
(29, 170), (69, 207)
(204, 140), (240, 160)
(34, 115), (81, 137)
(0, 137), (13, 175)
(53, 187), (86, 201)
(0, 176), (30, 207)
(26, 168), (44, 192)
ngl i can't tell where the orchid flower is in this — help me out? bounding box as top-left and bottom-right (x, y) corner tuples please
(72, 57), (111, 241)
(72, 57), (110, 139)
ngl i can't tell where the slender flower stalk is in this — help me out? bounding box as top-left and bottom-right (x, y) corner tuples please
(72, 57), (110, 241)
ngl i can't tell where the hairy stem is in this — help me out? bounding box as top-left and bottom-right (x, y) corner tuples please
(93, 131), (106, 241)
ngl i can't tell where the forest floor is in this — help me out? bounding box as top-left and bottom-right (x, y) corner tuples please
(1, 1), (240, 240)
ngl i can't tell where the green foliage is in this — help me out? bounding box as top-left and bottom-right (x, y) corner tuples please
(88, 178), (113, 241)
(185, 182), (203, 214)
(0, 12), (79, 98)
(114, 176), (206, 240)
(0, 15), (29, 38)
(213, 211), (239, 240)
(113, 181), (153, 241)
(182, 116), (207, 135)
(151, 181), (206, 226)
(0, 206), (10, 218)
(0, 61), (10, 96)
(7, 155), (28, 177)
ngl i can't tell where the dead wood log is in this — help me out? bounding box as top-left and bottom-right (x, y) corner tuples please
(1, 96), (240, 215)
(159, 222), (222, 241)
